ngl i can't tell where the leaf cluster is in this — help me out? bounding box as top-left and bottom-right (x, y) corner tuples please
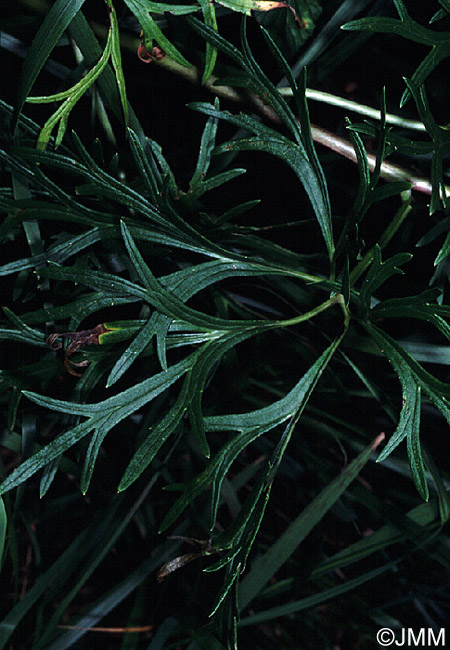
(1, 1), (450, 649)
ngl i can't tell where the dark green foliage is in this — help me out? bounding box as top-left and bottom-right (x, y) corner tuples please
(1, 1), (450, 649)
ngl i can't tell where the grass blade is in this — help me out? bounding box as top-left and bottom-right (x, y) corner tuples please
(238, 432), (385, 609)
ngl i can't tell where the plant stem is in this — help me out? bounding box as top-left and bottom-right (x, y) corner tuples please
(14, 0), (445, 198)
(281, 88), (426, 132)
(147, 59), (447, 198)
(276, 294), (342, 328)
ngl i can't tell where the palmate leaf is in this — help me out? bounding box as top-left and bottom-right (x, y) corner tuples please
(259, 28), (332, 236)
(115, 221), (308, 376)
(7, 139), (241, 260)
(186, 15), (333, 260)
(40, 221), (321, 346)
(116, 327), (262, 474)
(0, 352), (197, 496)
(160, 337), (340, 532)
(341, 0), (450, 106)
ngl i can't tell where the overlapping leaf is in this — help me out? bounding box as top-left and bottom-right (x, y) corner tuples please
(341, 0), (450, 106)
(0, 353), (197, 496)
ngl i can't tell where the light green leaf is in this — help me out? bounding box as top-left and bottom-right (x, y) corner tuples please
(108, 0), (129, 128)
(15, 0), (86, 125)
(123, 0), (193, 67)
(27, 26), (113, 150)
(199, 0), (218, 83)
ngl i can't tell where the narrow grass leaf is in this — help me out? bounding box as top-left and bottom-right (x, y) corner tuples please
(123, 0), (193, 67)
(147, 617), (179, 650)
(0, 505), (119, 649)
(312, 498), (440, 577)
(238, 432), (385, 609)
(199, 0), (218, 83)
(239, 561), (399, 626)
(33, 484), (170, 649)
